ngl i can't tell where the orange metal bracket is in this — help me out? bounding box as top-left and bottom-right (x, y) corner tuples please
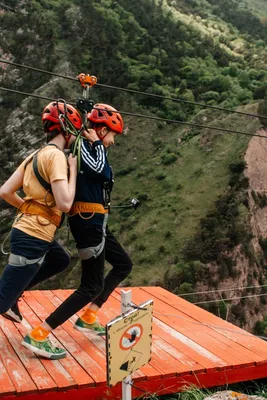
(77, 73), (97, 88)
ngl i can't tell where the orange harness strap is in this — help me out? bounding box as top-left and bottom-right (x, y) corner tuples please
(69, 202), (108, 216)
(19, 200), (61, 227)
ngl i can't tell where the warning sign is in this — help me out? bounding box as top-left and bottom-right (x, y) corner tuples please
(106, 299), (153, 387)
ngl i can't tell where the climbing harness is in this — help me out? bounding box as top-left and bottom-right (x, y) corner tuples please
(1, 142), (66, 255)
(19, 200), (62, 227)
(68, 202), (108, 217)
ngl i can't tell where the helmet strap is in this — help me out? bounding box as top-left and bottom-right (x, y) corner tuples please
(62, 132), (72, 149)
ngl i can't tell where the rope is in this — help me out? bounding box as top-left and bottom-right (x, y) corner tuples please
(1, 58), (267, 120)
(130, 382), (147, 394)
(1, 86), (267, 139)
(178, 284), (267, 297)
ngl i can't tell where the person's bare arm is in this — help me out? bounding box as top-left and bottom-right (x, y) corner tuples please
(51, 154), (77, 212)
(0, 169), (25, 209)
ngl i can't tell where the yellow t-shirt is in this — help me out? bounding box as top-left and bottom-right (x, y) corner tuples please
(13, 145), (68, 242)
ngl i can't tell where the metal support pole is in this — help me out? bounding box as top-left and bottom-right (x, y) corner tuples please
(121, 290), (132, 400)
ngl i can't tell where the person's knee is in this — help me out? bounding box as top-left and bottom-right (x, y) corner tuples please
(63, 251), (71, 265)
(121, 258), (133, 278)
(79, 281), (104, 301)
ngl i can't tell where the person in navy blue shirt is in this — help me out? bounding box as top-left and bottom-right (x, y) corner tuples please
(23, 104), (133, 359)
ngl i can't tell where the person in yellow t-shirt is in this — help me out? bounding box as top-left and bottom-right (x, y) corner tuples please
(0, 101), (81, 359)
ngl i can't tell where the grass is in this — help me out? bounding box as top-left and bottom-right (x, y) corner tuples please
(101, 103), (258, 287)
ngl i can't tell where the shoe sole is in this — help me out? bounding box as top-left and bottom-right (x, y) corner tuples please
(21, 340), (67, 360)
(2, 312), (22, 323)
(73, 324), (106, 336)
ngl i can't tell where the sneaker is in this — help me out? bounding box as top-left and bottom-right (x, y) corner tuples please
(74, 317), (106, 336)
(2, 300), (23, 323)
(22, 334), (67, 359)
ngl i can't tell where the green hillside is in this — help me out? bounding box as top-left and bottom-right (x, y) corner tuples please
(0, 0), (267, 324)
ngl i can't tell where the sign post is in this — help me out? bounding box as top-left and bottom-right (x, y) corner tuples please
(122, 290), (133, 400)
(106, 290), (153, 400)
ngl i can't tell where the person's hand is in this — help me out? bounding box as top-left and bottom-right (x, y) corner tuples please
(67, 153), (77, 170)
(83, 128), (99, 143)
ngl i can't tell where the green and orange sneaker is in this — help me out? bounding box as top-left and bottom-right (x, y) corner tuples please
(22, 334), (67, 359)
(74, 317), (106, 336)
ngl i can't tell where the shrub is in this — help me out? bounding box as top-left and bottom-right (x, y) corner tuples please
(259, 237), (267, 258)
(155, 172), (167, 180)
(161, 153), (178, 165)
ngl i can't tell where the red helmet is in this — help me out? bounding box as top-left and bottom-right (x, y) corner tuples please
(88, 103), (124, 134)
(42, 101), (82, 131)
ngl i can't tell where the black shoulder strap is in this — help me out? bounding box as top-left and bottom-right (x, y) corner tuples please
(24, 144), (60, 192)
(33, 153), (52, 192)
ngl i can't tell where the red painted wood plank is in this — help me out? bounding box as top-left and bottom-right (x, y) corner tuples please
(2, 360), (267, 400)
(26, 291), (105, 386)
(0, 316), (56, 393)
(135, 287), (265, 365)
(0, 326), (16, 397)
(20, 293), (80, 391)
(142, 286), (267, 361)
(27, 292), (95, 388)
(118, 287), (259, 367)
(52, 289), (161, 381)
(48, 289), (147, 382)
(111, 290), (223, 372)
(2, 286), (267, 400)
(0, 325), (37, 395)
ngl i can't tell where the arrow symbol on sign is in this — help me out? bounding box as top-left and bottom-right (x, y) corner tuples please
(120, 361), (129, 371)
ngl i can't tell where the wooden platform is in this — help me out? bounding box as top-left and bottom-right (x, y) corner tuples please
(1, 286), (267, 400)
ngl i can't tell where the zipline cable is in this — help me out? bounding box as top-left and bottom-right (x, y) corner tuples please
(0, 87), (54, 102)
(193, 292), (267, 305)
(1, 86), (267, 139)
(1, 58), (267, 120)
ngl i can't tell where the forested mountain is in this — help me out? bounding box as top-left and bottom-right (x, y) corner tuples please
(1, 0), (267, 333)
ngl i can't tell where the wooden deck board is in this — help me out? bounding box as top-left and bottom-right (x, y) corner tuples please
(0, 326), (37, 395)
(1, 286), (267, 400)
(0, 317), (57, 393)
(123, 287), (265, 366)
(25, 291), (105, 386)
(142, 286), (267, 360)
